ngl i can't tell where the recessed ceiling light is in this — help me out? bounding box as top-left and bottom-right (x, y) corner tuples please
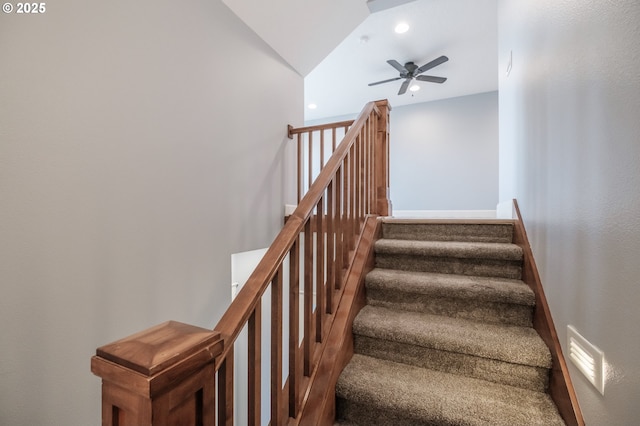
(307, 103), (317, 110)
(394, 22), (409, 34)
(409, 84), (420, 92)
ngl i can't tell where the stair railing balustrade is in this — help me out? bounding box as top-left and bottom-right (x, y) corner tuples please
(91, 100), (391, 426)
(287, 119), (353, 203)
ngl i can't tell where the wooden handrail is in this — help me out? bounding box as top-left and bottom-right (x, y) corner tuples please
(287, 120), (355, 138)
(91, 99), (392, 426)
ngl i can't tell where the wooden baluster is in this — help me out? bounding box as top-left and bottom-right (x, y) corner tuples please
(297, 133), (302, 203)
(248, 305), (261, 426)
(303, 219), (313, 376)
(361, 125), (367, 218)
(361, 122), (367, 216)
(344, 151), (350, 256)
(358, 125), (368, 220)
(354, 141), (359, 243)
(335, 166), (344, 290)
(326, 180), (335, 313)
(356, 127), (366, 223)
(288, 238), (300, 417)
(365, 116), (373, 213)
(308, 132), (313, 195)
(351, 146), (357, 250)
(369, 116), (375, 213)
(332, 127), (337, 152)
(320, 129), (325, 171)
(315, 196), (325, 343)
(271, 268), (283, 425)
(218, 348), (234, 426)
(342, 153), (349, 260)
(342, 156), (349, 266)
(354, 134), (360, 231)
(366, 118), (371, 213)
(349, 145), (356, 251)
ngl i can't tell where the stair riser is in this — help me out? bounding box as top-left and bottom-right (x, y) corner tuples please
(383, 223), (514, 244)
(336, 399), (431, 426)
(354, 336), (550, 392)
(376, 254), (522, 279)
(366, 289), (533, 327)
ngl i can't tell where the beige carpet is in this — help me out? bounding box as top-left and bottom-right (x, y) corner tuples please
(335, 219), (566, 425)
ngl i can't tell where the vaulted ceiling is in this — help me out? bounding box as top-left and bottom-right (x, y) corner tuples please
(223, 0), (498, 121)
(221, 0), (370, 76)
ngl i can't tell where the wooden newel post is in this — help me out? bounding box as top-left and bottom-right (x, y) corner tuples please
(374, 99), (392, 216)
(91, 321), (223, 426)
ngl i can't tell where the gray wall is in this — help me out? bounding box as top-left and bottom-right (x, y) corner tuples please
(498, 1), (640, 424)
(389, 92), (499, 211)
(0, 1), (302, 425)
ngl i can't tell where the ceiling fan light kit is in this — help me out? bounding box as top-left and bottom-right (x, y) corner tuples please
(368, 55), (448, 95)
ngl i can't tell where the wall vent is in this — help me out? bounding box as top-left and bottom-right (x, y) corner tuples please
(567, 325), (605, 395)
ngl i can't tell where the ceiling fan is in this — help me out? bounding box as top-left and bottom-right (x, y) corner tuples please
(368, 55), (448, 95)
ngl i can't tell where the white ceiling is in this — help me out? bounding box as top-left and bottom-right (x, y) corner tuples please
(221, 0), (369, 76)
(304, 0), (498, 121)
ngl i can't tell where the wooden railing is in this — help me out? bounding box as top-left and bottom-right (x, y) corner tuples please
(91, 99), (391, 426)
(288, 120), (354, 202)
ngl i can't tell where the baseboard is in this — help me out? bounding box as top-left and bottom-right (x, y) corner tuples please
(512, 199), (584, 426)
(391, 210), (497, 219)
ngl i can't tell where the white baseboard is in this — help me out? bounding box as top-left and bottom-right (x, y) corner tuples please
(391, 210), (497, 219)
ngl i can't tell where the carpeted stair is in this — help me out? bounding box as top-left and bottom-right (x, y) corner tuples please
(335, 219), (565, 425)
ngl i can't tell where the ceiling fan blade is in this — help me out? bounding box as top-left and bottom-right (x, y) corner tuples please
(387, 59), (408, 73)
(416, 75), (447, 84)
(398, 79), (411, 95)
(416, 55), (449, 74)
(368, 77), (402, 86)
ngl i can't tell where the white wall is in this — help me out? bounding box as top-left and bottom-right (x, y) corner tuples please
(0, 1), (302, 425)
(498, 1), (640, 424)
(390, 92), (499, 210)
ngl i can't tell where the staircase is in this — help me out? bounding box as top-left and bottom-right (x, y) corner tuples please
(335, 219), (566, 425)
(91, 102), (582, 425)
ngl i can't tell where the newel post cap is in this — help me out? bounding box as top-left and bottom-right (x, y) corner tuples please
(91, 321), (223, 397)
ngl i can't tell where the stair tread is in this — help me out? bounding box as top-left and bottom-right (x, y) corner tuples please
(337, 354), (565, 426)
(382, 219), (515, 243)
(366, 268), (535, 306)
(375, 239), (523, 260)
(354, 305), (551, 368)
(381, 218), (515, 224)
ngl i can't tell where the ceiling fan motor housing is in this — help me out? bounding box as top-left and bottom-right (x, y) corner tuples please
(404, 62), (418, 75)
